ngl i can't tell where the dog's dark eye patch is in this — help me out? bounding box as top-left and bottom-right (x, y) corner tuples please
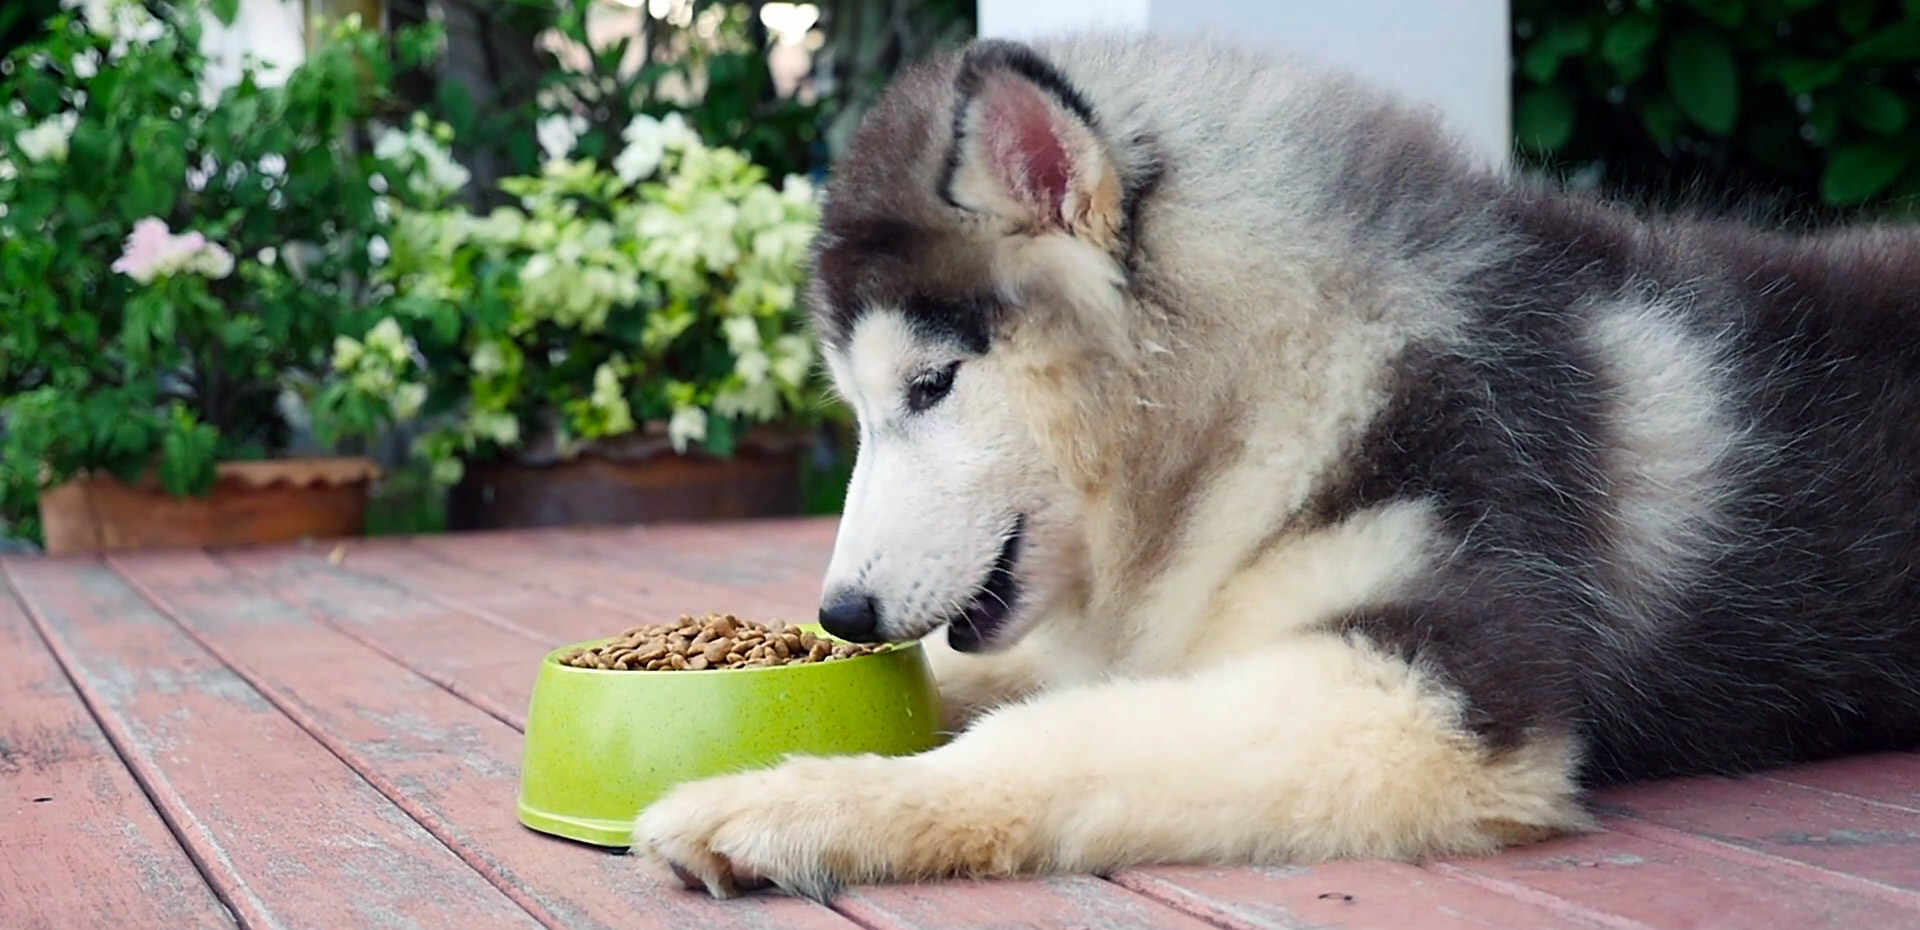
(900, 294), (1000, 357)
(906, 362), (962, 414)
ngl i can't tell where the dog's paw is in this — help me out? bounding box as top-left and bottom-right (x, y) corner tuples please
(631, 756), (894, 902)
(633, 753), (1035, 900)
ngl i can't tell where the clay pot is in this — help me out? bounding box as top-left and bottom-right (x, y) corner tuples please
(446, 427), (808, 531)
(38, 457), (381, 555)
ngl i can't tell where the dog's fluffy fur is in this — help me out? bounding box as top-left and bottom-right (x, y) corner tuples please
(634, 32), (1920, 899)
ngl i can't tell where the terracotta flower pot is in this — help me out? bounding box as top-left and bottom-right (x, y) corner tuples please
(445, 426), (809, 531)
(37, 457), (382, 555)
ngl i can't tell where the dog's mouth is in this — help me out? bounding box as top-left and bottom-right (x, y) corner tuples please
(947, 515), (1025, 654)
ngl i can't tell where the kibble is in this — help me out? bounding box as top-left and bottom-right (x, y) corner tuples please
(558, 613), (888, 671)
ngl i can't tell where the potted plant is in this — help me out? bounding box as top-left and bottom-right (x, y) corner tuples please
(372, 107), (834, 530)
(0, 1), (448, 553)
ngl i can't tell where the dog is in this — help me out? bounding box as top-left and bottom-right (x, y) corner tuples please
(633, 31), (1920, 900)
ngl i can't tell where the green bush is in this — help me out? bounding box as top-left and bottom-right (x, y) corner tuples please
(1513, 0), (1920, 216)
(0, 1), (446, 543)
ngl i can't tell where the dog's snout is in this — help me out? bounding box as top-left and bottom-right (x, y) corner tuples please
(818, 589), (883, 643)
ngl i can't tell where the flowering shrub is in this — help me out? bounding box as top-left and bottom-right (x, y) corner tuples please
(372, 109), (830, 486)
(0, 1), (446, 542)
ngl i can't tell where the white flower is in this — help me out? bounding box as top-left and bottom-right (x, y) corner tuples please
(613, 114), (665, 184)
(71, 49), (99, 80)
(372, 124), (470, 201)
(365, 317), (410, 364)
(771, 334), (812, 386)
(391, 383), (428, 420)
(735, 349), (770, 385)
(470, 342), (506, 377)
(0, 159), (14, 181)
(781, 173), (816, 205)
(469, 410), (520, 446)
(331, 335), (364, 371)
(257, 153), (287, 178)
(536, 113), (586, 163)
(667, 405), (708, 453)
(257, 246), (277, 266)
(368, 235), (391, 266)
(15, 112), (77, 163)
(66, 0), (164, 59)
(191, 242), (234, 279)
(721, 314), (761, 354)
(660, 112), (701, 151)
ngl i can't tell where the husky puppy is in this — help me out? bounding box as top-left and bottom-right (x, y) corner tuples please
(634, 32), (1920, 899)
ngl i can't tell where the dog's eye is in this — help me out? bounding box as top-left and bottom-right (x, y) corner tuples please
(906, 362), (961, 413)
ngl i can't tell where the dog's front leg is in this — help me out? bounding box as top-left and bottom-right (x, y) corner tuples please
(632, 632), (1590, 901)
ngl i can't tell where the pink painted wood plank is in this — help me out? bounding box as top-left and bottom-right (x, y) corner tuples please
(1765, 751), (1920, 811)
(218, 545), (561, 729)
(109, 549), (861, 930)
(411, 531), (808, 625)
(1112, 862), (1609, 930)
(1, 557), (544, 930)
(834, 876), (1221, 930)
(1594, 775), (1920, 893)
(544, 525), (832, 607)
(1440, 824), (1920, 929)
(319, 536), (656, 643)
(116, 546), (1211, 930)
(0, 579), (237, 930)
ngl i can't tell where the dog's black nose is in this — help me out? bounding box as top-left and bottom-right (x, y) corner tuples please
(818, 590), (881, 642)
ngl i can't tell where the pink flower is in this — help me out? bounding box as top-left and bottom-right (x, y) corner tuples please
(111, 217), (235, 284)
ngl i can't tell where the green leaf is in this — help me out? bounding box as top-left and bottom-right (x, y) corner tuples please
(1766, 58), (1846, 94)
(210, 0), (240, 25)
(1520, 19), (1594, 83)
(1806, 94), (1843, 146)
(1846, 83), (1909, 136)
(1849, 20), (1920, 63)
(1820, 142), (1911, 205)
(702, 414), (737, 459)
(1602, 15), (1661, 80)
(1684, 0), (1748, 28)
(1640, 96), (1687, 147)
(1666, 29), (1740, 135)
(1839, 0), (1881, 37)
(1515, 85), (1576, 153)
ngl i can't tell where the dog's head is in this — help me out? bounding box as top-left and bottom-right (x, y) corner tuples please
(806, 39), (1160, 653)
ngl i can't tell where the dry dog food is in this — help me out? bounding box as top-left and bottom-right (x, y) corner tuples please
(558, 613), (888, 671)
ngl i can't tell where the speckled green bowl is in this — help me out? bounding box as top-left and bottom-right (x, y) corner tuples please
(516, 625), (942, 847)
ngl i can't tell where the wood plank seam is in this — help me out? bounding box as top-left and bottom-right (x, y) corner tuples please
(211, 551), (530, 731)
(1594, 814), (1920, 910)
(1, 560), (274, 930)
(1755, 771), (1920, 816)
(396, 537), (680, 626)
(299, 545), (559, 646)
(104, 555), (578, 930)
(1427, 861), (1665, 930)
(1102, 872), (1307, 930)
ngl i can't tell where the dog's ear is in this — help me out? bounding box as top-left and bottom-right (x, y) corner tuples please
(942, 41), (1122, 245)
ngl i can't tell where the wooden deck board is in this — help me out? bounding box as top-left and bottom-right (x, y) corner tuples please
(7, 518), (1920, 929)
(1594, 775), (1920, 893)
(108, 549), (860, 930)
(1111, 863), (1610, 930)
(2, 557), (545, 930)
(0, 580), (237, 930)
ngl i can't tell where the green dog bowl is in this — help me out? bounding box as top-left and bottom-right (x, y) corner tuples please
(516, 625), (943, 847)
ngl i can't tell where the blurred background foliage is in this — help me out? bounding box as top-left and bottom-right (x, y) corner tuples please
(1513, 0), (1920, 221)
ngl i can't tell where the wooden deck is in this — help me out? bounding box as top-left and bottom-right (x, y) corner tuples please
(5, 517), (1920, 930)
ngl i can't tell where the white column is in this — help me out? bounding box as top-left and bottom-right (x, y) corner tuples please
(977, 0), (1511, 169)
